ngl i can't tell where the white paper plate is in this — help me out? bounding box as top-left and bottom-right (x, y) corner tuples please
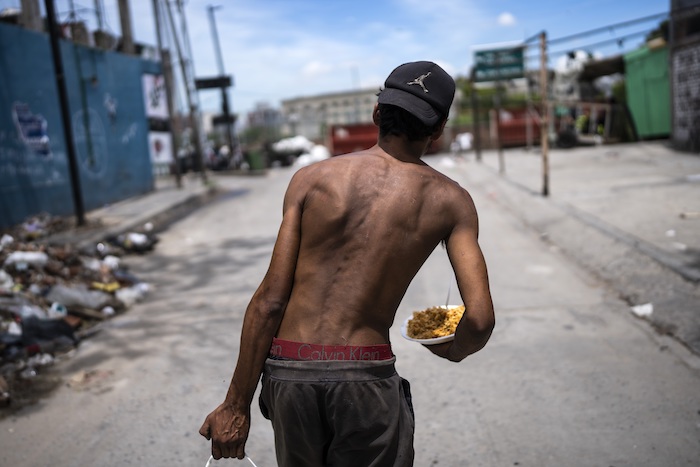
(400, 305), (461, 345)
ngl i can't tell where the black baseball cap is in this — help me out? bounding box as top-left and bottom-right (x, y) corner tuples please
(378, 61), (456, 126)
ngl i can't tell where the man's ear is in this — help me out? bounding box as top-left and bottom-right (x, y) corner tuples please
(372, 104), (380, 126)
(431, 119), (448, 141)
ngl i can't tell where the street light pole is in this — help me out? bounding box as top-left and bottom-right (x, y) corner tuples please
(207, 4), (236, 167)
(208, 5), (225, 74)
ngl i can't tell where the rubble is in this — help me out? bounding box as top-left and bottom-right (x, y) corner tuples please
(0, 213), (158, 412)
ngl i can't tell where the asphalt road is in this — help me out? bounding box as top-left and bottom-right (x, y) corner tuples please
(1, 158), (699, 467)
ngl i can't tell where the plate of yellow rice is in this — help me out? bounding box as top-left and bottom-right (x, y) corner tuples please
(401, 305), (465, 345)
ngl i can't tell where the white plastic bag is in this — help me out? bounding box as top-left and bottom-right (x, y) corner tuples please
(205, 455), (258, 466)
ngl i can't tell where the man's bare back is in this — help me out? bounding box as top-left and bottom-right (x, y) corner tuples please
(201, 61), (494, 463)
(276, 144), (481, 347)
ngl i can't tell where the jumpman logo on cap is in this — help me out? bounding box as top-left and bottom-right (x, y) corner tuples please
(407, 72), (432, 93)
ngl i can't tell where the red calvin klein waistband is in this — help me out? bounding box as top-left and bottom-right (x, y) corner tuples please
(270, 337), (394, 361)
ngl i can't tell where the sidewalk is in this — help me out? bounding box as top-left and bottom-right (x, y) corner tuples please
(45, 173), (219, 251)
(455, 140), (700, 356)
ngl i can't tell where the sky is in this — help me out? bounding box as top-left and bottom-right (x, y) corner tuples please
(8, 0), (670, 120)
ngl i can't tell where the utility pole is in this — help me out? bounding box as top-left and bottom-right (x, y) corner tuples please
(94, 0), (103, 29)
(44, 0), (86, 226)
(207, 4), (236, 166)
(117, 0), (134, 54)
(540, 31), (550, 197)
(20, 0), (42, 31)
(165, 0), (207, 182)
(152, 0), (181, 187)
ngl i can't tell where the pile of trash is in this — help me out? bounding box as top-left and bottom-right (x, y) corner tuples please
(0, 214), (158, 408)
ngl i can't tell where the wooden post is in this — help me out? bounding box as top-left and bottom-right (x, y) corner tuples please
(470, 68), (482, 162)
(495, 52), (505, 174)
(540, 32), (550, 197)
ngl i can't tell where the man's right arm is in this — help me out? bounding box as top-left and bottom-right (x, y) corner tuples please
(427, 191), (495, 362)
(199, 169), (308, 459)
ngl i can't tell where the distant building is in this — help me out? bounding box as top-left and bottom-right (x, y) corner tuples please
(247, 102), (283, 131)
(280, 88), (379, 142)
(670, 0), (700, 152)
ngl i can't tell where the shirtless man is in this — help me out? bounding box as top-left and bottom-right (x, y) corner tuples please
(200, 61), (495, 466)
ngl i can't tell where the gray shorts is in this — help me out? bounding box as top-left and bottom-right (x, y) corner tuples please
(259, 357), (415, 467)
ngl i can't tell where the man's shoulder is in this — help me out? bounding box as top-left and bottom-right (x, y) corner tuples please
(422, 168), (475, 214)
(296, 150), (378, 176)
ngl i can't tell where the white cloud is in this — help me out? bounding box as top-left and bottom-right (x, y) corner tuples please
(498, 12), (517, 27)
(301, 61), (334, 78)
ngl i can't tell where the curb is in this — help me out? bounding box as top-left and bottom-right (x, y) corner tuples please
(44, 186), (221, 252)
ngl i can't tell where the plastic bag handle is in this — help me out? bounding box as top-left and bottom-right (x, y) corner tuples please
(205, 455), (259, 466)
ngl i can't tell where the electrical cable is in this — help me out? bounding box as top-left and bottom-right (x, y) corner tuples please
(524, 27), (658, 61)
(546, 12), (667, 46)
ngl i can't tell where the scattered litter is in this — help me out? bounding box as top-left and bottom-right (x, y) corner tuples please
(102, 255), (120, 270)
(0, 234), (13, 249)
(46, 284), (113, 311)
(91, 281), (121, 293)
(0, 270), (14, 290)
(679, 211), (700, 219)
(672, 242), (688, 251)
(67, 369), (114, 392)
(106, 231), (159, 253)
(48, 302), (68, 319)
(665, 229), (676, 237)
(115, 283), (150, 308)
(0, 212), (155, 406)
(7, 321), (21, 336)
(0, 375), (10, 407)
(630, 303), (653, 317)
(3, 251), (48, 270)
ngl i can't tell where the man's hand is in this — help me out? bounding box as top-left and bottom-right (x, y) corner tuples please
(199, 403), (251, 460)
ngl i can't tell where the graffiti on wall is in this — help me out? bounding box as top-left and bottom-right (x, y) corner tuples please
(12, 102), (51, 157)
(72, 107), (109, 179)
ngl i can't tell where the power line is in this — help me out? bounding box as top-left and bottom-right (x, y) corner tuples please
(523, 11), (667, 45)
(525, 27), (657, 61)
(547, 12), (667, 46)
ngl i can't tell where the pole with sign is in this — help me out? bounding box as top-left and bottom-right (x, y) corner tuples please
(473, 45), (525, 174)
(473, 46), (525, 83)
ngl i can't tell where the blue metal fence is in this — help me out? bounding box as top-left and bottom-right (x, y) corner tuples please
(0, 22), (160, 229)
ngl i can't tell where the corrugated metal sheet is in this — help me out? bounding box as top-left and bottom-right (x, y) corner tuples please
(0, 22), (159, 229)
(624, 45), (671, 138)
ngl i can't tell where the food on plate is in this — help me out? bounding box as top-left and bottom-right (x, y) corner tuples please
(406, 305), (465, 340)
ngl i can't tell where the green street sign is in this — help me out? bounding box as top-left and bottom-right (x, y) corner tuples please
(473, 46), (525, 82)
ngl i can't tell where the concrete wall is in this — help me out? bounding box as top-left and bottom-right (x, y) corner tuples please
(672, 44), (700, 152)
(0, 22), (160, 229)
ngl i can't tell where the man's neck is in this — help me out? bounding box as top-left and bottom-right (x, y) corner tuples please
(377, 135), (431, 164)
